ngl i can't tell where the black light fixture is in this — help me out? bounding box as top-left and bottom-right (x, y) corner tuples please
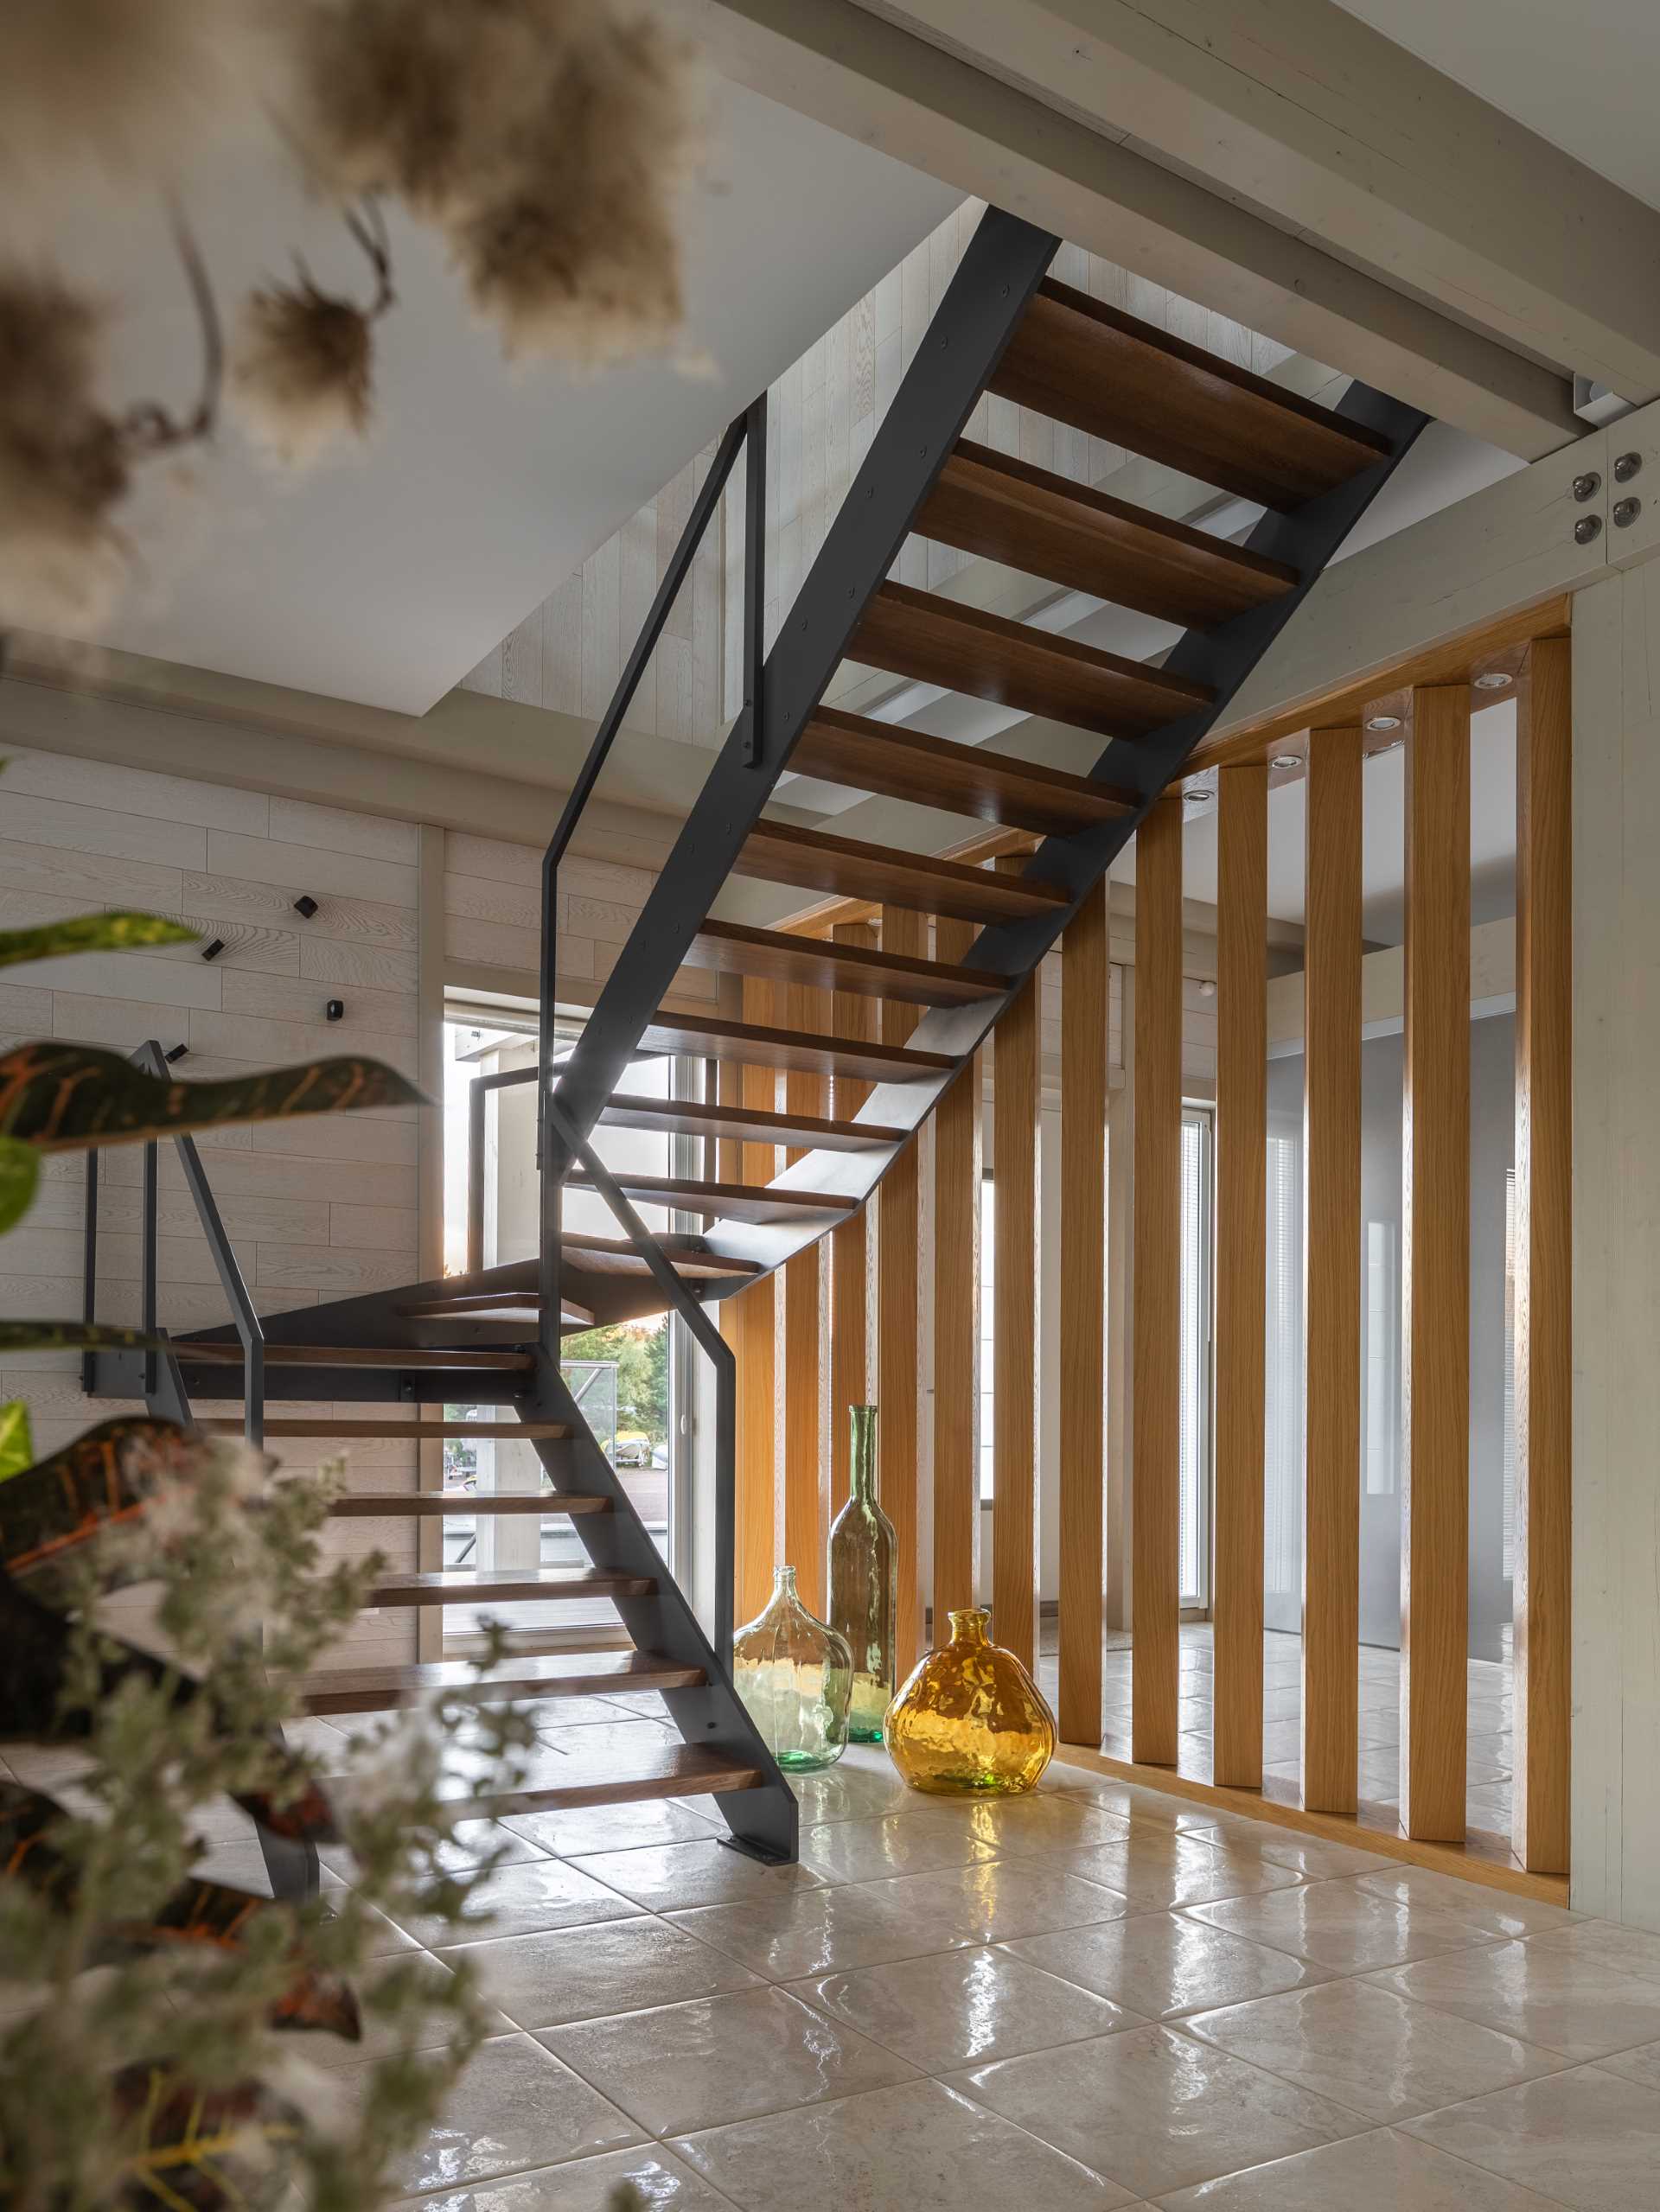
(292, 895), (319, 919)
(200, 937), (226, 962)
(325, 999), (344, 1023)
(163, 1043), (188, 1064)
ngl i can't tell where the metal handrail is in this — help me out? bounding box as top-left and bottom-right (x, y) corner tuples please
(82, 1041), (266, 1446)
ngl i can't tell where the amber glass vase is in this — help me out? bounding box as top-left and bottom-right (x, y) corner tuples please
(731, 1566), (852, 1771)
(886, 1606), (1057, 1795)
(826, 1404), (897, 1742)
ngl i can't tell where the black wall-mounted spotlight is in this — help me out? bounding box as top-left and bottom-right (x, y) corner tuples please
(325, 1000), (344, 1023)
(292, 895), (319, 919)
(163, 1043), (188, 1064)
(200, 938), (226, 962)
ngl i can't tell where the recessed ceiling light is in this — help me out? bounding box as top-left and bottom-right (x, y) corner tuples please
(1365, 713), (1403, 732)
(1184, 787), (1211, 806)
(1473, 670), (1513, 691)
(1270, 754), (1301, 771)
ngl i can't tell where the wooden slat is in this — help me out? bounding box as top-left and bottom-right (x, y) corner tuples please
(1301, 730), (1363, 1815)
(301, 1648), (705, 1716)
(792, 708), (1136, 837)
(1059, 876), (1108, 1743)
(933, 915), (981, 1629)
(465, 1742), (760, 1817)
(919, 440), (1299, 628)
(566, 1169), (854, 1226)
(735, 818), (1069, 924)
(1211, 765), (1268, 1790)
(1401, 685), (1472, 1843)
(731, 977), (778, 1625)
(559, 1233), (758, 1282)
(327, 1490), (609, 1517)
(783, 982), (829, 1616)
(180, 1342), (533, 1371)
(772, 825), (1041, 938)
(600, 1091), (903, 1153)
(635, 1007), (954, 1087)
(1132, 797), (1183, 1766)
(684, 915), (1010, 1006)
(878, 905), (926, 1672)
(1513, 635), (1571, 1877)
(829, 923), (877, 1527)
(202, 1418), (571, 1440)
(992, 855), (1041, 1671)
(367, 1568), (653, 1607)
(989, 278), (1391, 511)
(851, 581), (1213, 741)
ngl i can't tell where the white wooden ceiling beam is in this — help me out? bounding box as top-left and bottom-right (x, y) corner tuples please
(692, 0), (1579, 458)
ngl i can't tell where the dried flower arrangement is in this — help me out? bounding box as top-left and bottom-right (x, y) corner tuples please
(0, 0), (704, 631)
(0, 851), (549, 2206)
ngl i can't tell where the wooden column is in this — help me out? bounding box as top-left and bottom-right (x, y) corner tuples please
(1514, 635), (1571, 1875)
(783, 981), (829, 1613)
(1401, 685), (1472, 1842)
(878, 905), (926, 1672)
(731, 976), (780, 1623)
(1301, 729), (1363, 1814)
(829, 922), (877, 1522)
(1059, 876), (1108, 1743)
(1132, 797), (1183, 1766)
(933, 915), (981, 1628)
(992, 856), (1041, 1671)
(1213, 766), (1268, 1788)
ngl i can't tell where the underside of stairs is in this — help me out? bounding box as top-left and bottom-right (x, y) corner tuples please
(84, 208), (1426, 1888)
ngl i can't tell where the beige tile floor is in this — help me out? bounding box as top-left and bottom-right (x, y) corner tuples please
(288, 1692), (1660, 2212)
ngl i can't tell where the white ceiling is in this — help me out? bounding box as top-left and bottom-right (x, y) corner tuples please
(1331, 0), (1660, 210)
(33, 81), (957, 714)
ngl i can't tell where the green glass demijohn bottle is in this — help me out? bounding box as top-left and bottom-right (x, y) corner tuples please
(731, 1566), (852, 1771)
(826, 1403), (898, 1742)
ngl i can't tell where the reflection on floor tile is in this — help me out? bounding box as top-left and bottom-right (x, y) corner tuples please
(566, 1836), (821, 1912)
(796, 1943), (1142, 2071)
(1404, 2065), (1660, 2209)
(1184, 1877), (1508, 1973)
(435, 1916), (761, 2031)
(1004, 1910), (1328, 2019)
(1367, 1938), (1660, 2062)
(1156, 2125), (1570, 2208)
(395, 2144), (734, 2212)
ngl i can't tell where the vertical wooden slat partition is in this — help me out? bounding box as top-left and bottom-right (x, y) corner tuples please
(1212, 766), (1267, 1788)
(732, 975), (778, 1622)
(933, 915), (981, 1627)
(1132, 797), (1183, 1766)
(879, 904), (927, 1671)
(1401, 685), (1472, 1843)
(829, 921), (878, 1526)
(1302, 728), (1363, 1814)
(783, 981), (828, 1613)
(1059, 876), (1108, 1743)
(992, 857), (1041, 1671)
(1513, 636), (1571, 1875)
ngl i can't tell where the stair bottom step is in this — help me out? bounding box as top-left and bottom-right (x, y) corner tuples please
(442, 1743), (762, 1818)
(299, 1648), (705, 1716)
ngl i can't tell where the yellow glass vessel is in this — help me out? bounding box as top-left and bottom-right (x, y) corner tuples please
(885, 1606), (1057, 1795)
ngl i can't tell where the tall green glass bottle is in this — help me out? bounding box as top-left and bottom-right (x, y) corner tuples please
(826, 1403), (897, 1742)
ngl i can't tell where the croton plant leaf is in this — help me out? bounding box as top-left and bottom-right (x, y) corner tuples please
(111, 2062), (307, 2212)
(0, 1131), (40, 1233)
(0, 1040), (425, 1151)
(0, 1399), (32, 1482)
(0, 912), (198, 970)
(0, 1785), (361, 2039)
(0, 1415), (189, 1595)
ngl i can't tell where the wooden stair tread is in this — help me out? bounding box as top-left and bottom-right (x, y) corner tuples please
(559, 1232), (761, 1282)
(464, 1742), (760, 1817)
(178, 1342), (533, 1372)
(201, 1418), (571, 1440)
(919, 440), (1299, 628)
(299, 1648), (705, 1715)
(327, 1489), (610, 1517)
(367, 1567), (654, 1606)
(791, 707), (1137, 838)
(636, 1007), (954, 1086)
(850, 581), (1212, 741)
(990, 278), (1392, 511)
(735, 817), (1070, 924)
(684, 916), (1009, 1008)
(602, 1092), (905, 1154)
(567, 1168), (857, 1226)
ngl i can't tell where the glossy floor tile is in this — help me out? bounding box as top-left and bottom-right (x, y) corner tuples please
(1046, 1831), (1305, 1910)
(1403, 2065), (1660, 2209)
(795, 1943), (1142, 2071)
(1184, 1876), (1511, 1973)
(669, 1879), (975, 1979)
(565, 1836), (821, 1912)
(671, 2077), (1136, 2211)
(395, 2144), (736, 2212)
(1368, 1938), (1660, 2061)
(795, 1812), (1000, 1884)
(1156, 2125), (1571, 2208)
(948, 2021), (1364, 2198)
(393, 1854), (644, 1947)
(1004, 1909), (1329, 2019)
(541, 1985), (916, 2137)
(436, 1916), (761, 2030)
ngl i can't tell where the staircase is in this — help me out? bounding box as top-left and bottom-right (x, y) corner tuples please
(83, 207), (1425, 1884)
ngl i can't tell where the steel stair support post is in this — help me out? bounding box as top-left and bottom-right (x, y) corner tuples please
(546, 207), (1062, 1160)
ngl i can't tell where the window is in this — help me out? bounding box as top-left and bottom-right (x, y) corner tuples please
(1363, 1218), (1401, 1495)
(1503, 1166), (1517, 1584)
(1264, 1125), (1305, 1603)
(1179, 1108), (1213, 1608)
